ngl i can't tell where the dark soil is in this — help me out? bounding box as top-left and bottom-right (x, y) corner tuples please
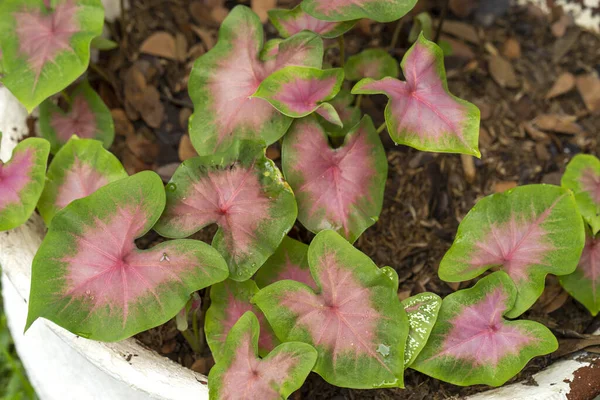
(88, 0), (600, 398)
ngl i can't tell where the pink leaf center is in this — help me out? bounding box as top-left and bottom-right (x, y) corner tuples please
(580, 167), (600, 203)
(15, 0), (79, 84)
(0, 149), (34, 210)
(469, 204), (558, 281)
(280, 13), (340, 36)
(51, 96), (97, 142)
(580, 237), (600, 301)
(437, 288), (533, 367)
(282, 252), (388, 369)
(276, 253), (317, 291)
(291, 120), (376, 236)
(272, 75), (339, 114)
(220, 332), (298, 399)
(221, 293), (275, 351)
(312, 0), (394, 16)
(55, 158), (109, 209)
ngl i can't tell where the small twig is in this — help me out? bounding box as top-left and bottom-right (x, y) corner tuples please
(337, 36), (346, 67)
(434, 0), (450, 44)
(376, 122), (387, 134)
(389, 18), (405, 51)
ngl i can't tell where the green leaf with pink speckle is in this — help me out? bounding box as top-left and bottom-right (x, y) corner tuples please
(561, 154), (600, 235)
(205, 279), (279, 361)
(402, 292), (441, 368)
(254, 236), (316, 290)
(345, 49), (399, 81)
(282, 115), (387, 243)
(0, 0), (104, 113)
(560, 227), (600, 316)
(208, 312), (317, 400)
(269, 5), (356, 39)
(0, 137), (50, 231)
(254, 67), (345, 127)
(438, 184), (585, 318)
(188, 5), (323, 156)
(352, 33), (480, 156)
(154, 140), (297, 282)
(26, 171), (229, 341)
(39, 81), (115, 154)
(37, 137), (128, 226)
(317, 89), (361, 137)
(301, 0), (417, 23)
(411, 272), (558, 387)
(254, 230), (408, 389)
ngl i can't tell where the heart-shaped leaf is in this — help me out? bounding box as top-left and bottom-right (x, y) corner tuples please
(300, 0), (418, 23)
(254, 236), (316, 290)
(411, 272), (558, 387)
(269, 5), (356, 39)
(345, 49), (399, 81)
(402, 292), (441, 368)
(205, 279), (279, 361)
(154, 141), (297, 281)
(188, 5), (323, 156)
(438, 184), (585, 318)
(282, 115), (387, 243)
(37, 137), (128, 226)
(39, 81), (115, 154)
(0, 137), (50, 231)
(208, 311), (317, 400)
(26, 171), (229, 341)
(352, 33), (480, 156)
(254, 230), (408, 389)
(317, 89), (361, 137)
(0, 0), (104, 112)
(560, 228), (600, 316)
(254, 66), (345, 126)
(561, 154), (600, 235)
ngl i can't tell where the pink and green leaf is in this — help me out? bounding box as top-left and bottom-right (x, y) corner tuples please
(352, 33), (481, 156)
(39, 81), (115, 154)
(300, 0), (418, 23)
(0, 0), (104, 113)
(253, 230), (409, 389)
(402, 292), (441, 368)
(205, 280), (279, 361)
(438, 184), (585, 318)
(187, 5), (323, 156)
(154, 141), (297, 281)
(208, 311), (317, 400)
(269, 5), (356, 39)
(254, 236), (316, 290)
(345, 49), (399, 81)
(26, 171), (230, 341)
(37, 137), (128, 226)
(411, 272), (558, 387)
(560, 228), (600, 316)
(561, 154), (600, 235)
(0, 137), (50, 231)
(253, 66), (344, 126)
(282, 116), (387, 243)
(317, 89), (361, 137)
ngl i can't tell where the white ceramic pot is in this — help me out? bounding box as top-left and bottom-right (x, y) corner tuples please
(1, 1), (598, 399)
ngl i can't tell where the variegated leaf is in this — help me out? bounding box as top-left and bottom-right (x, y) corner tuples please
(402, 292), (441, 368)
(561, 154), (600, 235)
(301, 0), (418, 23)
(345, 49), (399, 81)
(269, 5), (356, 39)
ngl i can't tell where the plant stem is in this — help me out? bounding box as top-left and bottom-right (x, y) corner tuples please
(434, 0), (450, 44)
(389, 18), (405, 51)
(338, 36), (346, 67)
(376, 122), (387, 134)
(355, 94), (363, 109)
(60, 90), (72, 104)
(181, 329), (202, 353)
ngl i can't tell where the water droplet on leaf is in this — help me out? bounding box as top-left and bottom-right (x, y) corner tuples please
(166, 183), (177, 192)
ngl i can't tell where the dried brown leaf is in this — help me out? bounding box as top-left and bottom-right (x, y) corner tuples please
(488, 55), (519, 88)
(140, 32), (178, 61)
(545, 72), (575, 99)
(533, 114), (583, 135)
(576, 74), (600, 114)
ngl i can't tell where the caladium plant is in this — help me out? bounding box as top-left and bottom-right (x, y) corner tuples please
(187, 5), (324, 156)
(26, 171), (230, 341)
(0, 0), (104, 112)
(438, 184), (585, 318)
(154, 140), (297, 281)
(301, 0), (418, 23)
(317, 89), (362, 137)
(208, 311), (317, 400)
(411, 272), (558, 387)
(402, 292), (441, 368)
(205, 279), (279, 361)
(254, 230), (408, 389)
(345, 49), (399, 81)
(561, 154), (600, 235)
(269, 5), (356, 39)
(37, 136), (128, 225)
(282, 116), (387, 242)
(253, 66), (345, 127)
(0, 137), (50, 231)
(39, 81), (115, 154)
(352, 33), (481, 157)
